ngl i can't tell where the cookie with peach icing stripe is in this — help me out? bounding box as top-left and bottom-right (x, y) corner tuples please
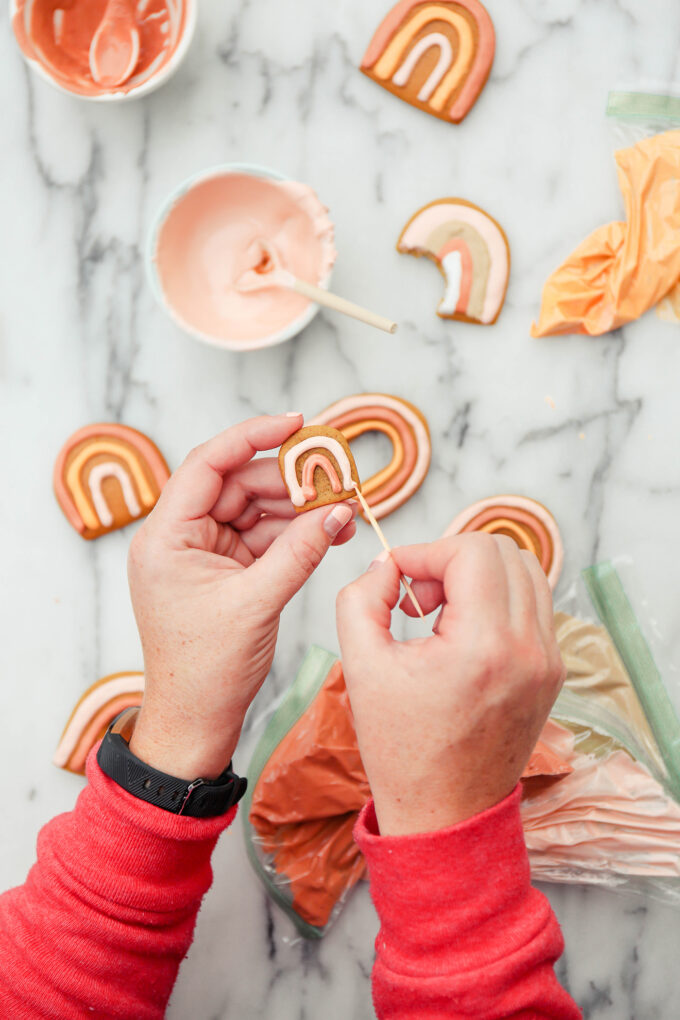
(54, 423), (170, 540)
(309, 393), (431, 521)
(279, 426), (360, 513)
(444, 495), (564, 589)
(360, 0), (495, 124)
(54, 671), (145, 775)
(398, 198), (510, 325)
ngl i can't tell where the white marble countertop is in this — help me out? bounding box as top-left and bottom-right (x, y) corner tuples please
(3, 0), (680, 1016)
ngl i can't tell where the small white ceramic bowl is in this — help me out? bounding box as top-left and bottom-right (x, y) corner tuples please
(10, 0), (197, 102)
(146, 163), (334, 352)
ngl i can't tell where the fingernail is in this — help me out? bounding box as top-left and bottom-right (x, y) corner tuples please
(324, 504), (353, 537)
(367, 549), (390, 571)
(285, 411), (303, 418)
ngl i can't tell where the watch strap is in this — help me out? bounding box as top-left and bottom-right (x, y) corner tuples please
(96, 708), (247, 818)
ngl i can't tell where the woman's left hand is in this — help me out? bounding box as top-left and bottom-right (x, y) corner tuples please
(127, 414), (356, 780)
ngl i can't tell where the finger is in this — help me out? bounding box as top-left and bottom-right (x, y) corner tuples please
(239, 514), (357, 559)
(212, 524), (256, 567)
(230, 499), (297, 531)
(245, 502), (357, 612)
(210, 457), (290, 523)
(336, 555), (401, 662)
(391, 535), (509, 629)
(399, 579), (444, 617)
(156, 413), (303, 523)
(493, 536), (538, 633)
(520, 550), (558, 647)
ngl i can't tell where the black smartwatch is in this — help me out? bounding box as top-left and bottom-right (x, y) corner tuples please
(97, 708), (247, 818)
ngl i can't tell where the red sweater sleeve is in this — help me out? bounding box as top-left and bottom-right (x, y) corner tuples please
(354, 784), (582, 1020)
(0, 750), (235, 1020)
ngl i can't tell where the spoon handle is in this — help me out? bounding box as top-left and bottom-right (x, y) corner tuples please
(292, 278), (397, 334)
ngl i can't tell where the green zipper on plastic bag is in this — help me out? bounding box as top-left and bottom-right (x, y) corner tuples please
(241, 645), (338, 940)
(606, 90), (680, 121)
(582, 562), (680, 802)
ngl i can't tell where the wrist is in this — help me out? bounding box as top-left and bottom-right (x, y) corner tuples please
(129, 707), (241, 781)
(370, 776), (518, 836)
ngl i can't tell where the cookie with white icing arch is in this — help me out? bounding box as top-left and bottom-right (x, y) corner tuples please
(309, 393), (431, 520)
(398, 198), (510, 325)
(444, 495), (563, 589)
(279, 425), (360, 513)
(54, 423), (170, 540)
(54, 671), (145, 775)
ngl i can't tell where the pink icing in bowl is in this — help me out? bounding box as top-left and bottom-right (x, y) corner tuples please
(147, 165), (336, 352)
(10, 0), (196, 101)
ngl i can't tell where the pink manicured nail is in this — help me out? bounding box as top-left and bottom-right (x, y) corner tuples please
(285, 411), (303, 418)
(324, 504), (353, 537)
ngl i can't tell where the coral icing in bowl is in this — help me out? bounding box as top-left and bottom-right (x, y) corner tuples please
(147, 165), (336, 352)
(10, 0), (196, 101)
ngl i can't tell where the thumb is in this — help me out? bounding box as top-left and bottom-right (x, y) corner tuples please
(248, 503), (355, 612)
(336, 552), (401, 664)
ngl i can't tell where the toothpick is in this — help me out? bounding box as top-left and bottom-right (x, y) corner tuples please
(352, 486), (425, 619)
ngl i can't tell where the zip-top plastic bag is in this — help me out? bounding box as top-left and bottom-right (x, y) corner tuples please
(243, 563), (680, 937)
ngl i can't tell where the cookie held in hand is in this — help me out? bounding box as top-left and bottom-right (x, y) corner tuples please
(279, 426), (360, 513)
(309, 393), (431, 520)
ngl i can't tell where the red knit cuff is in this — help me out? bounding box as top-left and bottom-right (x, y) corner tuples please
(32, 747), (237, 917)
(355, 783), (522, 856)
(353, 785), (539, 965)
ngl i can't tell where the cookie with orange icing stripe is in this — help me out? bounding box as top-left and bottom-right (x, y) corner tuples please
(54, 424), (170, 540)
(444, 495), (564, 589)
(309, 394), (431, 520)
(53, 671), (145, 775)
(360, 0), (495, 124)
(279, 426), (360, 513)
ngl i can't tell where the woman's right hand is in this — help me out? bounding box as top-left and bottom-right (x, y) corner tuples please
(336, 534), (565, 836)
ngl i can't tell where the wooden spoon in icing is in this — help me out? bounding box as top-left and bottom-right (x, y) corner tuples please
(237, 239), (398, 334)
(89, 0), (140, 89)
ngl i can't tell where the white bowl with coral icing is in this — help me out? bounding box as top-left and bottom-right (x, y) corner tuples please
(147, 164), (336, 352)
(10, 0), (197, 101)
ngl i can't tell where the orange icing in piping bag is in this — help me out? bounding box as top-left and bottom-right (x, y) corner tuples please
(532, 130), (680, 337)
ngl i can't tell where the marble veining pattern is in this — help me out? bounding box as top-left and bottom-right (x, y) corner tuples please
(2, 0), (680, 1016)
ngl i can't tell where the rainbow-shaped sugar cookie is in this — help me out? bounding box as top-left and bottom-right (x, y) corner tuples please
(360, 0), (495, 124)
(444, 495), (563, 590)
(54, 424), (170, 540)
(398, 199), (510, 325)
(279, 426), (360, 513)
(54, 671), (145, 775)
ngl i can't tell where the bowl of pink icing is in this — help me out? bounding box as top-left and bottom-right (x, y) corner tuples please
(10, 0), (196, 100)
(147, 165), (337, 352)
